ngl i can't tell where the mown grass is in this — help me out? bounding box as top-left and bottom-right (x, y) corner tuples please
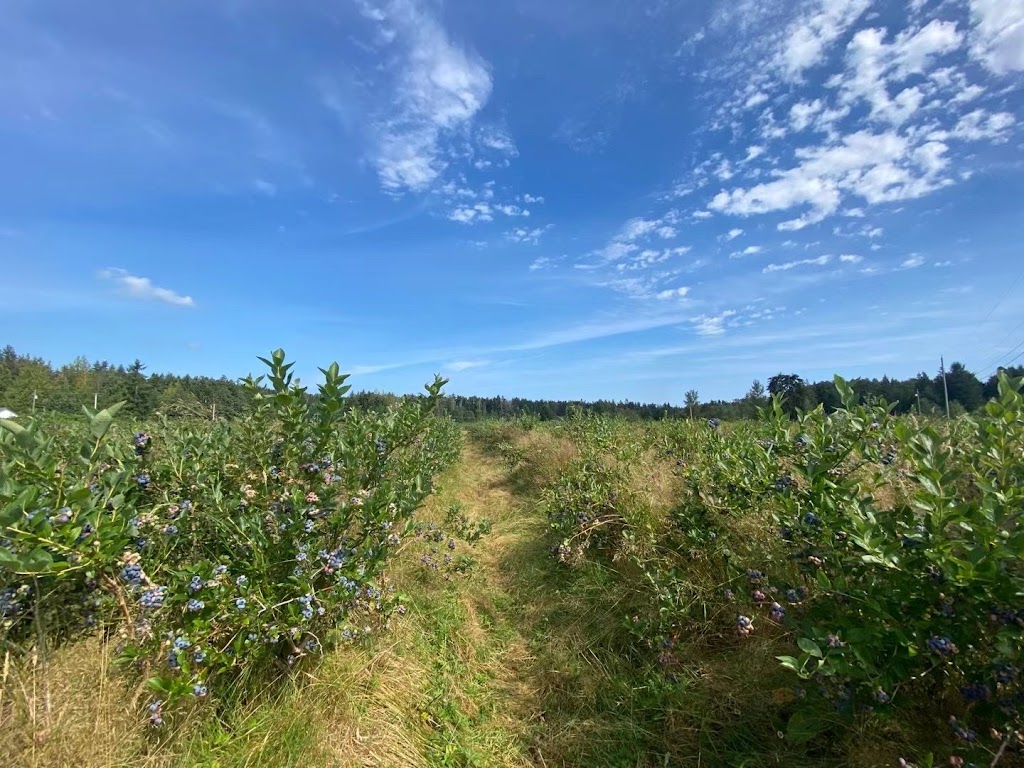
(3, 424), (954, 767)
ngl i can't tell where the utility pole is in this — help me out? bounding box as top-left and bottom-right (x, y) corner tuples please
(32, 391), (37, 414)
(212, 402), (217, 421)
(915, 390), (921, 416)
(94, 392), (98, 409)
(940, 356), (951, 419)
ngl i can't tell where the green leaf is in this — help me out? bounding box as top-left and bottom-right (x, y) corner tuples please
(89, 402), (126, 439)
(20, 547), (54, 573)
(0, 418), (26, 436)
(786, 707), (830, 744)
(798, 637), (823, 658)
(0, 504), (21, 527)
(777, 655), (801, 672)
(917, 475), (941, 497)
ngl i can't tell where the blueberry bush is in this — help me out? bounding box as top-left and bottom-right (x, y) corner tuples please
(0, 350), (462, 722)
(538, 374), (1024, 764)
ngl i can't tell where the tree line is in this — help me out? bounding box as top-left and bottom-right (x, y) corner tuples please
(0, 345), (1017, 423)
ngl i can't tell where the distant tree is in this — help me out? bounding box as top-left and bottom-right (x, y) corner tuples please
(937, 362), (984, 412)
(684, 389), (699, 420)
(811, 380), (841, 412)
(157, 383), (207, 419)
(768, 373), (806, 416)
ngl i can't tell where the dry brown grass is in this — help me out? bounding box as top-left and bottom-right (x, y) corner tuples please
(304, 628), (431, 768)
(0, 636), (167, 768)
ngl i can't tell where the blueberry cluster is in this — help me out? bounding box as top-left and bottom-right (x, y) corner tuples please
(948, 716), (976, 742)
(927, 636), (958, 656)
(960, 682), (990, 702)
(140, 586), (166, 609)
(120, 563), (143, 585)
(298, 593), (315, 620)
(802, 512), (821, 527)
(0, 587), (22, 618)
(988, 607), (1024, 627)
(133, 432), (150, 455)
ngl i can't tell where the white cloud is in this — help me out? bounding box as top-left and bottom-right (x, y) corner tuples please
(506, 225), (552, 245)
(744, 145), (766, 162)
(477, 126), (518, 157)
(98, 268), (195, 307)
(725, 227), (744, 241)
(620, 217), (660, 241)
(521, 193), (545, 204)
(656, 225), (678, 239)
(839, 21), (962, 126)
(495, 204), (528, 217)
(589, 241), (638, 264)
(362, 1), (494, 192)
(746, 91), (770, 108)
(449, 207), (476, 223)
(693, 210), (713, 220)
(763, 254), (833, 272)
(930, 108), (1016, 141)
(447, 360), (488, 372)
(742, 245), (763, 255)
(901, 255), (925, 268)
(777, 0), (872, 81)
(529, 256), (555, 271)
(839, 253), (862, 263)
(616, 249), (669, 271)
(656, 286), (691, 300)
(253, 179), (277, 196)
(789, 99), (823, 132)
(448, 201), (497, 223)
(692, 309), (737, 336)
(709, 130), (954, 230)
(968, 0), (1024, 74)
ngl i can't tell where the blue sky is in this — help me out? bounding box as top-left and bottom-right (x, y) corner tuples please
(2, 0), (1023, 403)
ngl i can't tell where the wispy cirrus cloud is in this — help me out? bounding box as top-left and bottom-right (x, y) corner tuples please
(762, 254), (833, 273)
(98, 268), (195, 307)
(355, 0), (494, 193)
(446, 360), (489, 372)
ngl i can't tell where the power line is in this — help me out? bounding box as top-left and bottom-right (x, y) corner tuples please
(981, 267), (1024, 325)
(989, 345), (1024, 377)
(980, 337), (1024, 380)
(977, 316), (1024, 374)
